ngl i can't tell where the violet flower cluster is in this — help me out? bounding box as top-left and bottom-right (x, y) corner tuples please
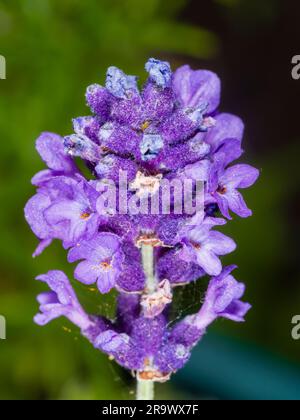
(25, 59), (259, 382)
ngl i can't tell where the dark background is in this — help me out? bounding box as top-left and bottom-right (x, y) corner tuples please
(0, 0), (300, 400)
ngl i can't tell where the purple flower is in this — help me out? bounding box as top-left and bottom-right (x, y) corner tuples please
(205, 113), (244, 152)
(26, 58), (259, 385)
(25, 192), (54, 256)
(25, 175), (77, 255)
(178, 217), (236, 276)
(25, 175), (100, 255)
(172, 65), (221, 114)
(44, 177), (100, 247)
(211, 163), (259, 219)
(35, 132), (77, 176)
(67, 233), (124, 293)
(31, 133), (78, 188)
(34, 270), (93, 330)
(178, 158), (211, 183)
(189, 265), (251, 329)
(167, 266), (251, 354)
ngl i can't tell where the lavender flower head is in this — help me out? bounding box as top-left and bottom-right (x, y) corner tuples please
(25, 58), (259, 397)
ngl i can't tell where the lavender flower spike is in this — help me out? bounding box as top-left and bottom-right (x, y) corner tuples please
(25, 58), (259, 400)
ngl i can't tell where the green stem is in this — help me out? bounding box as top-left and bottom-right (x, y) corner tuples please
(141, 244), (156, 293)
(136, 378), (154, 400)
(136, 244), (157, 400)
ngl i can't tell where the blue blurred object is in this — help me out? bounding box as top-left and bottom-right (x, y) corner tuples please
(175, 333), (300, 400)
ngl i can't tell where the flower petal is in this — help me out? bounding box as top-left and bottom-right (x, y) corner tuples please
(196, 248), (222, 276)
(215, 194), (231, 219)
(221, 301), (251, 322)
(37, 291), (58, 305)
(204, 231), (236, 255)
(97, 269), (117, 294)
(180, 159), (211, 182)
(205, 113), (244, 151)
(178, 243), (197, 263)
(173, 65), (221, 114)
(225, 189), (253, 218)
(222, 164), (259, 189)
(45, 200), (82, 224)
(24, 193), (52, 239)
(214, 138), (244, 168)
(74, 260), (99, 285)
(36, 270), (76, 305)
(68, 232), (121, 264)
(33, 238), (53, 257)
(34, 271), (93, 330)
(34, 305), (69, 326)
(36, 132), (76, 173)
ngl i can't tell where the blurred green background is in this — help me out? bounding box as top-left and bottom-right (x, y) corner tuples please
(1, 0), (300, 400)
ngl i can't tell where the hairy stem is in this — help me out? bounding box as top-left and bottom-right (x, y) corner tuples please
(136, 378), (155, 401)
(136, 244), (157, 400)
(141, 244), (156, 293)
